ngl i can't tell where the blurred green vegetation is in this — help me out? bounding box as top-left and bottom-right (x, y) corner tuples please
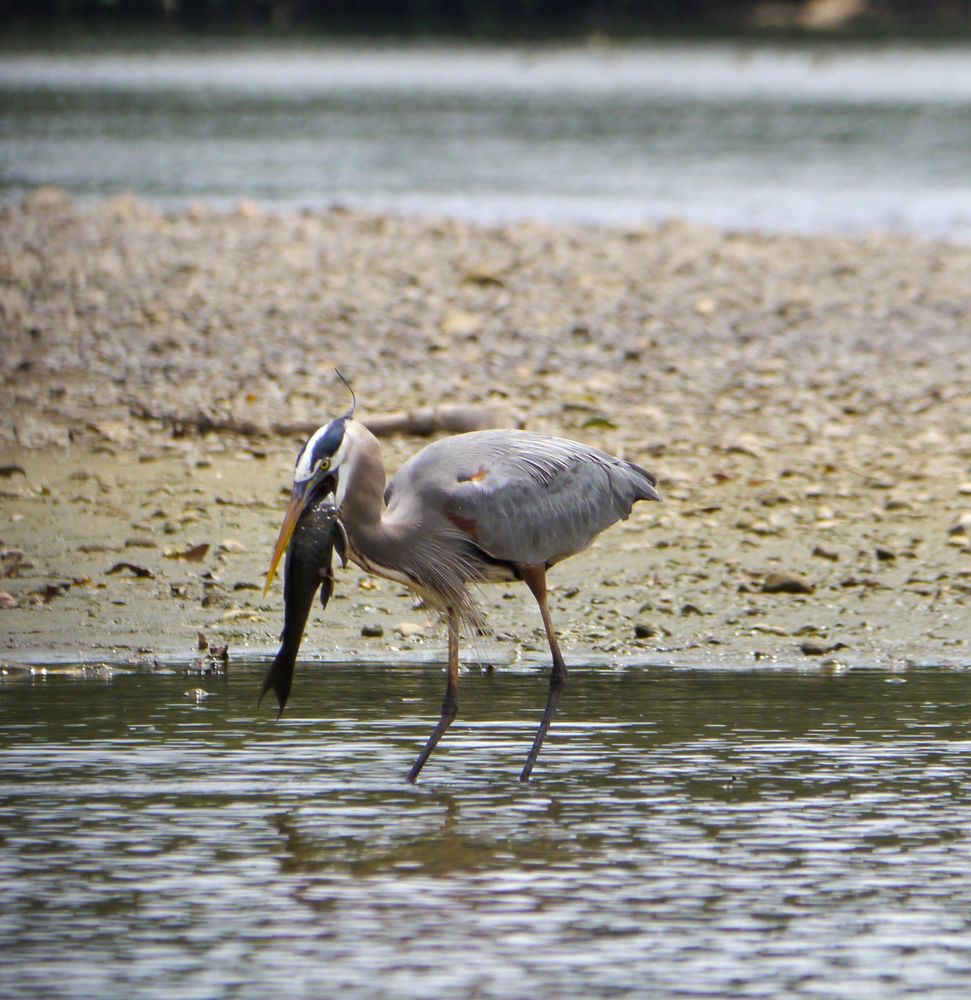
(2, 0), (971, 38)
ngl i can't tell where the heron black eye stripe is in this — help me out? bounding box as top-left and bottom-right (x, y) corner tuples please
(296, 418), (347, 482)
(312, 419), (346, 465)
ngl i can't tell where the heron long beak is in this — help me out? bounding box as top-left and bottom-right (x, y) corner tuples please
(264, 486), (310, 595)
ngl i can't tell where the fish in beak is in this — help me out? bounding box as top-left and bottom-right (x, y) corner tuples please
(264, 476), (335, 594)
(260, 494), (346, 715)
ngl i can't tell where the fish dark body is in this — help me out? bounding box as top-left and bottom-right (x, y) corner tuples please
(260, 496), (345, 715)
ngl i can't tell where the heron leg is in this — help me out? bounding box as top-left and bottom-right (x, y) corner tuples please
(407, 610), (460, 783)
(519, 565), (568, 783)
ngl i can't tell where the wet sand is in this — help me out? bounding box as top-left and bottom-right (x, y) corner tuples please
(1, 189), (969, 670)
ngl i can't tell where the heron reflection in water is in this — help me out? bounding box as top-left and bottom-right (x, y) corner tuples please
(262, 385), (660, 783)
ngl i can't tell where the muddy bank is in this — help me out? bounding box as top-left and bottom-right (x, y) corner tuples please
(1, 190), (969, 670)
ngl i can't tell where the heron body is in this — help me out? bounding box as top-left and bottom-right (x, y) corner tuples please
(265, 414), (660, 783)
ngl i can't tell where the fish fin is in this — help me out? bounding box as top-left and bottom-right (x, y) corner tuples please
(320, 564), (335, 612)
(258, 654), (293, 717)
(334, 518), (349, 568)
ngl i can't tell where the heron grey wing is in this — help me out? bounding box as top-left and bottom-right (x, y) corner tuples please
(449, 461), (623, 564)
(430, 432), (657, 566)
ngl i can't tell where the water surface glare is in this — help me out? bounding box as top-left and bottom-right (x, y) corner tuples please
(2, 663), (971, 998)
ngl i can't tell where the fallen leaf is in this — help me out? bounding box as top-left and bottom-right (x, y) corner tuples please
(218, 608), (268, 623)
(462, 267), (506, 288)
(165, 543), (210, 562)
(30, 583), (70, 604)
(749, 623), (789, 636)
(125, 537), (157, 549)
(106, 562), (156, 579)
(840, 576), (886, 590)
(800, 640), (848, 656)
(811, 545), (839, 562)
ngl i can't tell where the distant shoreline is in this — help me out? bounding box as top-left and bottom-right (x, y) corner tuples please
(5, 27), (971, 54)
(5, 5), (971, 49)
(3, 188), (969, 248)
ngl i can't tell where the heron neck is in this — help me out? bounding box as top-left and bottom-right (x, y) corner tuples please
(338, 421), (386, 528)
(337, 421), (406, 571)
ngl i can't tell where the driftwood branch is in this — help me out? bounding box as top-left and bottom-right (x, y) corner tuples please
(129, 401), (520, 438)
(361, 405), (522, 436)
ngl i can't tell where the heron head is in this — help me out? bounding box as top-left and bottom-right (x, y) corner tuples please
(264, 416), (349, 594)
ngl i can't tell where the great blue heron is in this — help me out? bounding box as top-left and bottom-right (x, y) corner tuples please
(264, 397), (660, 783)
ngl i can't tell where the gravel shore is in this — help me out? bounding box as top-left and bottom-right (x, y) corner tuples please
(2, 189), (969, 670)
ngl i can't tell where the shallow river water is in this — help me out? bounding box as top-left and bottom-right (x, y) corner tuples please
(3, 44), (971, 238)
(2, 661), (971, 998)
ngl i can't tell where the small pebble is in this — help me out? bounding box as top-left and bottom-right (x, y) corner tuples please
(811, 544), (839, 562)
(394, 622), (425, 638)
(762, 572), (814, 595)
(800, 640), (847, 656)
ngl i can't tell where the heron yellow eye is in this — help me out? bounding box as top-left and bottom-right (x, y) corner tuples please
(316, 458), (331, 473)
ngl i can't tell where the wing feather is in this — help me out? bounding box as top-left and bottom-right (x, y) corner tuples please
(387, 430), (659, 569)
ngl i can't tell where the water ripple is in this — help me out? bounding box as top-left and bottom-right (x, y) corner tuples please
(2, 663), (971, 998)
